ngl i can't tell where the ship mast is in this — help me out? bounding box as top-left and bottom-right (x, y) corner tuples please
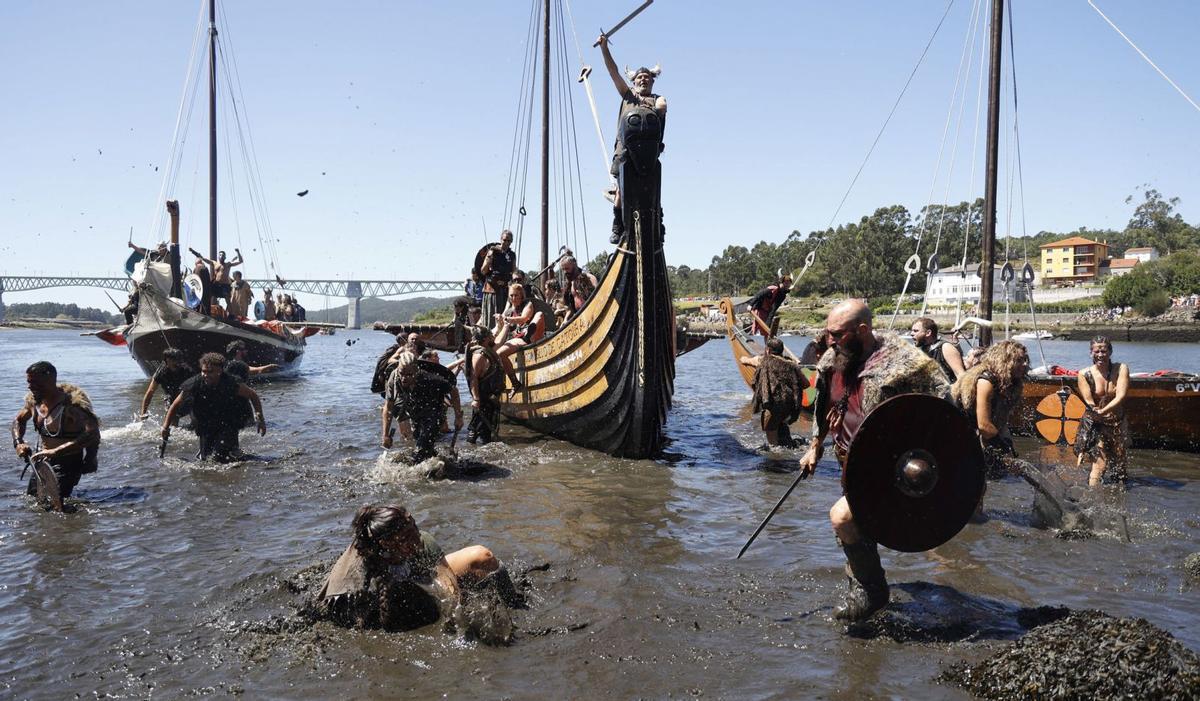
(979, 0), (1004, 346)
(208, 0), (219, 260)
(539, 0), (550, 271)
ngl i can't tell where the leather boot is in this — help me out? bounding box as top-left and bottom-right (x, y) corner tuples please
(834, 540), (890, 622)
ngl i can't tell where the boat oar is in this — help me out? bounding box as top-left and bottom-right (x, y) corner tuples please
(737, 469), (808, 559)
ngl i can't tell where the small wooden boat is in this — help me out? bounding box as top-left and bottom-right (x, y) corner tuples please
(719, 297), (817, 409)
(1014, 370), (1200, 452)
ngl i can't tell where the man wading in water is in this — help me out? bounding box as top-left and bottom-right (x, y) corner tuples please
(162, 353), (266, 462)
(465, 326), (505, 445)
(740, 337), (807, 448)
(911, 317), (966, 381)
(799, 300), (949, 621)
(12, 361), (101, 509)
(139, 348), (194, 421)
(382, 352), (464, 462)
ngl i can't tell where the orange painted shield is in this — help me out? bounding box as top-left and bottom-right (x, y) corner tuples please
(801, 367), (818, 409)
(1034, 388), (1087, 444)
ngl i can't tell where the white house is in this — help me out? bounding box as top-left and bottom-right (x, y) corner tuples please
(925, 263), (1029, 306)
(1100, 258), (1139, 278)
(1123, 247), (1159, 263)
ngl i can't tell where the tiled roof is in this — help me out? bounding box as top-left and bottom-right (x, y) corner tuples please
(1040, 236), (1104, 248)
(1108, 258), (1139, 269)
(1124, 247), (1155, 253)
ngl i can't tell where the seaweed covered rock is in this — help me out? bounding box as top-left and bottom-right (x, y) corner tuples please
(1184, 552), (1200, 580)
(941, 609), (1200, 700)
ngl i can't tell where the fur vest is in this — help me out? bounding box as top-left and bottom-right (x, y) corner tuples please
(811, 332), (951, 440)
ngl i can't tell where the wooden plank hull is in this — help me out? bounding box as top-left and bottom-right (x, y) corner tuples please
(1014, 374), (1200, 452)
(499, 232), (675, 458)
(124, 288), (305, 378)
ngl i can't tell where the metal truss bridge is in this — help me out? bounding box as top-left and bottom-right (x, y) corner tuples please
(0, 275), (462, 328)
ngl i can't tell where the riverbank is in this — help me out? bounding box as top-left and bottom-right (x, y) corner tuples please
(1, 318), (111, 331)
(682, 312), (1200, 343)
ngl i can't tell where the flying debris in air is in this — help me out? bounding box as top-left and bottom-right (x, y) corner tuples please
(274, 275), (286, 287)
(297, 190), (309, 197)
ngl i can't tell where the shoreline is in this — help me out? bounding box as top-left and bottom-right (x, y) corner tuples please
(682, 318), (1200, 343)
(1, 318), (111, 331)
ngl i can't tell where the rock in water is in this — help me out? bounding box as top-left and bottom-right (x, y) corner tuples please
(1185, 553), (1200, 580)
(940, 609), (1200, 699)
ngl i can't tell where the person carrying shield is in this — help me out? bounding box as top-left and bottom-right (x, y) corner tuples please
(12, 361), (101, 508)
(798, 300), (950, 622)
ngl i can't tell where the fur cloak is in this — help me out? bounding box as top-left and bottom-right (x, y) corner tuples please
(811, 332), (951, 440)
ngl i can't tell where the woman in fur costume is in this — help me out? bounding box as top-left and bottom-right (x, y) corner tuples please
(951, 340), (1029, 477)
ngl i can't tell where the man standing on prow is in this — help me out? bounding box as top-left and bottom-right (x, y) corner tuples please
(910, 317), (966, 381)
(597, 33), (667, 244)
(480, 230), (517, 331)
(12, 361), (101, 507)
(163, 353), (266, 462)
(798, 300), (949, 622)
(747, 273), (793, 342)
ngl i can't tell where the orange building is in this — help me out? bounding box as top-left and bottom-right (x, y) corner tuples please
(1039, 236), (1109, 285)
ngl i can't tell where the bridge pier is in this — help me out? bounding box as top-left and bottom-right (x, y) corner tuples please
(345, 281), (362, 329)
(0, 286), (5, 321)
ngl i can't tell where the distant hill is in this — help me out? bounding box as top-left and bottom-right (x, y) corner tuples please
(304, 296), (454, 325)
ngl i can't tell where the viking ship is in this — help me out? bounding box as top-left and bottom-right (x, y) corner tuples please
(95, 0), (306, 377)
(490, 0), (674, 457)
(718, 297), (816, 409)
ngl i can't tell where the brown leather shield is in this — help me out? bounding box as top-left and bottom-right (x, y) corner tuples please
(844, 394), (985, 553)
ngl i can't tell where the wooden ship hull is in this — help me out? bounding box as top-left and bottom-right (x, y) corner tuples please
(1013, 373), (1200, 452)
(499, 223), (675, 458)
(124, 282), (305, 379)
(719, 297), (818, 408)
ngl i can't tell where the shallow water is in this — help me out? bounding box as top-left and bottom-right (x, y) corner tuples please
(1, 329), (1197, 699)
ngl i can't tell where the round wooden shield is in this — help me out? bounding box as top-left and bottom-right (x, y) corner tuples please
(1034, 388), (1086, 444)
(474, 243), (500, 277)
(844, 394), (985, 553)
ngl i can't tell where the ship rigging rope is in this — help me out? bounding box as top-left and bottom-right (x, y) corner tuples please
(150, 2), (209, 244)
(1087, 0), (1200, 115)
(216, 2), (284, 280)
(890, 0), (985, 329)
(562, 0), (613, 186)
(952, 0), (990, 330)
(918, 0), (987, 319)
(797, 0), (956, 283)
(553, 0), (590, 263)
(502, 0), (542, 264)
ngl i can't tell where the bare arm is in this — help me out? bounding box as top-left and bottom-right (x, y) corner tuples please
(739, 355), (762, 368)
(140, 378), (160, 418)
(942, 343), (967, 379)
(447, 385), (464, 430)
(976, 378), (999, 440)
(381, 401), (394, 448)
(505, 302), (535, 325)
(12, 408), (33, 459)
(1077, 370), (1096, 409)
(162, 392), (184, 438)
(229, 249), (244, 267)
(597, 34), (629, 97)
(248, 364), (280, 376)
(236, 384), (267, 435)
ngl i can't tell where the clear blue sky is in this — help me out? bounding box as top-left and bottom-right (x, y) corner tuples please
(2, 1), (1197, 311)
